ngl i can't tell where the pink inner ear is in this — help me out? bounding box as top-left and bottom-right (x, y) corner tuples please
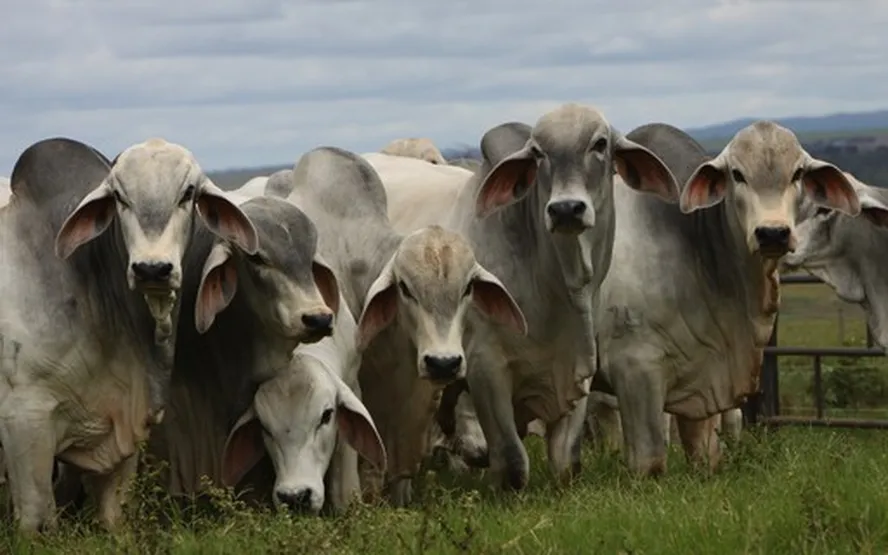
(221, 418), (265, 488)
(615, 148), (678, 202)
(803, 168), (860, 216)
(336, 408), (385, 470)
(357, 286), (398, 349)
(680, 164), (726, 212)
(476, 158), (537, 217)
(197, 195), (259, 254)
(56, 197), (116, 258)
(196, 261), (238, 333)
(312, 263), (341, 314)
(472, 280), (527, 335)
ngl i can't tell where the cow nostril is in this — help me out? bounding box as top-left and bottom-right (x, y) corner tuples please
(131, 261), (174, 282)
(276, 489), (313, 512)
(423, 355), (464, 380)
(546, 200), (587, 220)
(754, 226), (791, 247)
(302, 312), (333, 330)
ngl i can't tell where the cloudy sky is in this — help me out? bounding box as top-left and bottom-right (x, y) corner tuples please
(2, 0), (886, 174)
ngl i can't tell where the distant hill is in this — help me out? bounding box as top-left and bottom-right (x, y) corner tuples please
(207, 108), (888, 191)
(686, 109), (888, 141)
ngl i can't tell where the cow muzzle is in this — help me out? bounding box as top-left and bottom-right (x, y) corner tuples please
(753, 225), (794, 258)
(421, 354), (465, 384)
(274, 488), (321, 514)
(129, 259), (180, 292)
(546, 200), (592, 235)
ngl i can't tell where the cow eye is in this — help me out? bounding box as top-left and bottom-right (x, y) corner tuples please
(320, 408), (334, 426)
(398, 280), (415, 301)
(247, 252), (269, 266)
(180, 185), (196, 204)
(731, 169), (746, 184)
(816, 206), (833, 217)
(791, 168), (803, 183)
(529, 144), (545, 160)
(113, 190), (127, 207)
(590, 137), (608, 154)
(463, 282), (473, 298)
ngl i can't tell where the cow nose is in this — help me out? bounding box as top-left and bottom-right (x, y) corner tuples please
(547, 200), (587, 222)
(302, 312), (333, 332)
(423, 355), (463, 381)
(275, 489), (313, 512)
(131, 261), (174, 282)
(754, 226), (791, 250)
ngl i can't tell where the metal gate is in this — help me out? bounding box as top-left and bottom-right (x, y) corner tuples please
(742, 274), (888, 429)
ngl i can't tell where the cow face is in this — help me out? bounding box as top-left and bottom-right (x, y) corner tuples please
(680, 122), (862, 260)
(356, 226), (527, 384)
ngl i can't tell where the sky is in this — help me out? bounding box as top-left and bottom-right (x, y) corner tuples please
(2, 0), (887, 174)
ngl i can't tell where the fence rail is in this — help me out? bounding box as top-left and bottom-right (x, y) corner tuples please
(742, 273), (888, 429)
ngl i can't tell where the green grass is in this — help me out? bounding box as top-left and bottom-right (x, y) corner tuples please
(4, 429), (888, 554)
(3, 279), (888, 554)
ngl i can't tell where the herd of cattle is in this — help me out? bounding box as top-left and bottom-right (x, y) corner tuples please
(0, 103), (887, 534)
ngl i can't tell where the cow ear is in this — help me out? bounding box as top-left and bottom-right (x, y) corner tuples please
(801, 159), (860, 217)
(312, 257), (341, 314)
(355, 255), (398, 350)
(55, 180), (117, 259)
(221, 407), (265, 488)
(475, 144), (538, 218)
(849, 178), (888, 228)
(470, 263), (528, 335)
(333, 372), (387, 471)
(196, 177), (260, 255)
(613, 134), (680, 203)
(680, 156), (728, 214)
(195, 243), (238, 333)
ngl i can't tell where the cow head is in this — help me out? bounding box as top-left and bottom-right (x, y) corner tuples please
(475, 105), (680, 235)
(356, 226), (527, 384)
(54, 138), (258, 323)
(784, 173), (888, 304)
(680, 121), (862, 259)
(220, 357), (386, 514)
(194, 197), (340, 359)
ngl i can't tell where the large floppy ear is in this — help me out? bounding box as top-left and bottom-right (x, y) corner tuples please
(470, 263), (528, 336)
(475, 143), (538, 218)
(613, 133), (680, 203)
(195, 242), (238, 333)
(312, 257), (341, 314)
(196, 176), (260, 255)
(55, 180), (117, 259)
(680, 154), (729, 214)
(221, 406), (265, 488)
(801, 157), (860, 217)
(355, 254), (398, 351)
(849, 177), (888, 228)
(331, 371), (387, 471)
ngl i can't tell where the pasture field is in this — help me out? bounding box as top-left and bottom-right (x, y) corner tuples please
(2, 280), (888, 554)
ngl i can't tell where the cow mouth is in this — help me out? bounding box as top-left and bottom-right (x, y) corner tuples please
(549, 221), (588, 236)
(290, 328), (332, 344)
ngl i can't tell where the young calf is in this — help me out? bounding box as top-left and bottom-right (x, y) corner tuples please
(220, 294), (385, 514)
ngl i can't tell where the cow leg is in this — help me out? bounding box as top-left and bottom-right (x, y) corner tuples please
(453, 390), (489, 468)
(82, 452), (139, 530)
(467, 361), (527, 491)
(0, 392), (59, 533)
(611, 361), (668, 476)
(675, 415), (722, 472)
(585, 393), (623, 452)
(325, 441), (360, 514)
(545, 394), (588, 484)
(720, 408), (743, 442)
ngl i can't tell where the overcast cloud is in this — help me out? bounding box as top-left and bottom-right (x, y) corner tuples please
(1, 0), (886, 173)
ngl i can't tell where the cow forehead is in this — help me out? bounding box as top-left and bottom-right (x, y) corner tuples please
(113, 140), (198, 198)
(245, 198), (318, 273)
(255, 364), (335, 421)
(727, 122), (804, 179)
(396, 227), (475, 284)
(533, 104), (610, 148)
